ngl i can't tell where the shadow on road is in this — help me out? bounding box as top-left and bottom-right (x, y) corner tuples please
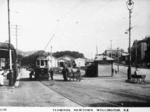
(89, 101), (150, 107)
(53, 79), (81, 82)
(19, 78), (81, 82)
(19, 78), (49, 81)
(125, 80), (150, 85)
(83, 75), (113, 78)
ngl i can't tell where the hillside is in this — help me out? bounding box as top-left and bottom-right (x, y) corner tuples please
(17, 49), (36, 57)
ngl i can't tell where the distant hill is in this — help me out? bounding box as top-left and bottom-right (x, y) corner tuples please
(17, 49), (36, 57)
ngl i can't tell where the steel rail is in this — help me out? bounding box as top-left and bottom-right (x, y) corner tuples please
(40, 81), (121, 107)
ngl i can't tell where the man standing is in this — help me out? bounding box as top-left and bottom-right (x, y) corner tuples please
(50, 68), (54, 80)
(62, 65), (68, 81)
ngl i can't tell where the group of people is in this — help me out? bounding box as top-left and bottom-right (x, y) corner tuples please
(0, 67), (9, 86)
(29, 65), (81, 81)
(29, 68), (54, 80)
(62, 64), (81, 81)
(62, 65), (69, 81)
(0, 64), (20, 87)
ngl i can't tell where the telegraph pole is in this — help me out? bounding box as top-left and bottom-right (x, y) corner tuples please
(110, 40), (112, 57)
(96, 45), (98, 55)
(7, 0), (14, 86)
(15, 25), (18, 63)
(15, 25), (18, 51)
(117, 48), (119, 72)
(7, 0), (12, 70)
(11, 24), (21, 51)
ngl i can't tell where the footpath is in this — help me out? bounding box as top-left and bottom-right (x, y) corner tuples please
(0, 69), (81, 107)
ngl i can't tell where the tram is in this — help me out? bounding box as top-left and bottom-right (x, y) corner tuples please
(0, 42), (18, 85)
(31, 57), (50, 79)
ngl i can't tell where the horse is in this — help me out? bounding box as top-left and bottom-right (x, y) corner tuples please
(67, 68), (81, 81)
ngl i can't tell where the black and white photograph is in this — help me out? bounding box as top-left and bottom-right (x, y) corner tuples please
(0, 0), (150, 112)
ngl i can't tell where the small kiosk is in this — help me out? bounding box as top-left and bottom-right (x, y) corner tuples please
(85, 56), (114, 77)
(94, 56), (114, 77)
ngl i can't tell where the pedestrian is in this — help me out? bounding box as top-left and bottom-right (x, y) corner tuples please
(114, 69), (117, 74)
(68, 65), (74, 80)
(134, 67), (138, 75)
(50, 68), (54, 80)
(62, 64), (68, 81)
(29, 70), (34, 79)
(8, 70), (14, 86)
(0, 67), (4, 86)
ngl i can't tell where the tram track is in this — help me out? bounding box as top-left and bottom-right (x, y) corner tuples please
(41, 81), (122, 107)
(58, 81), (150, 102)
(40, 80), (150, 107)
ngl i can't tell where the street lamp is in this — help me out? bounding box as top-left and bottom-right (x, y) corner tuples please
(126, 0), (134, 80)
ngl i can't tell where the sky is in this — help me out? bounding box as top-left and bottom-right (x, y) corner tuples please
(0, 0), (150, 58)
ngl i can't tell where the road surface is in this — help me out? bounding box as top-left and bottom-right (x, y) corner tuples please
(41, 73), (150, 107)
(1, 67), (150, 107)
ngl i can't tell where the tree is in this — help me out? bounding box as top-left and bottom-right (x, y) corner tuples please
(20, 50), (85, 67)
(53, 51), (84, 58)
(21, 50), (48, 66)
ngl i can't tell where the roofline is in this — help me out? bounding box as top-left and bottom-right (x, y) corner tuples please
(0, 42), (15, 50)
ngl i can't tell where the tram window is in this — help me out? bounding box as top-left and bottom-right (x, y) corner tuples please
(37, 60), (40, 66)
(41, 60), (44, 66)
(45, 60), (48, 66)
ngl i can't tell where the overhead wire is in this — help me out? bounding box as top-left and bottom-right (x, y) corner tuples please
(43, 0), (125, 52)
(78, 0), (115, 22)
(43, 0), (84, 51)
(60, 0), (84, 21)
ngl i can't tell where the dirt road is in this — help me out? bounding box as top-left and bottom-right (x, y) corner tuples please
(41, 73), (150, 107)
(1, 68), (150, 107)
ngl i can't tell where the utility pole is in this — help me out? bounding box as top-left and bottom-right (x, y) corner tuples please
(11, 24), (22, 63)
(15, 25), (18, 62)
(96, 45), (98, 56)
(7, 0), (14, 86)
(11, 25), (22, 49)
(7, 0), (12, 70)
(117, 48), (119, 72)
(15, 25), (18, 51)
(110, 40), (112, 57)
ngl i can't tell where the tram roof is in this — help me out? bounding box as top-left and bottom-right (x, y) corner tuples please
(0, 42), (16, 59)
(0, 42), (15, 50)
(37, 56), (48, 60)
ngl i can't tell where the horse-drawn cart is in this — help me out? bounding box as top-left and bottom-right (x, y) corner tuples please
(62, 67), (81, 81)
